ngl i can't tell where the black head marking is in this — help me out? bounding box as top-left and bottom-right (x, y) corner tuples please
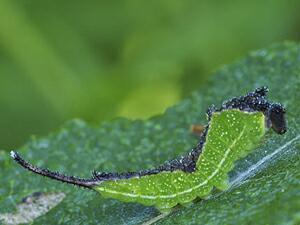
(267, 103), (287, 134)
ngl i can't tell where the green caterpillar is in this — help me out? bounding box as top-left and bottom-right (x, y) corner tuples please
(11, 87), (287, 212)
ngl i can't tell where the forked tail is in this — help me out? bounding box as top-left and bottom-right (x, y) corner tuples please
(10, 151), (98, 189)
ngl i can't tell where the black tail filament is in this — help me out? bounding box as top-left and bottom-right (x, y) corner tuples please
(10, 151), (98, 189)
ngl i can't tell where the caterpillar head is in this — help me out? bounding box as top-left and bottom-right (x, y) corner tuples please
(267, 103), (287, 134)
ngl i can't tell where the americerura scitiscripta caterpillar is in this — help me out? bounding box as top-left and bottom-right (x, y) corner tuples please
(11, 87), (287, 212)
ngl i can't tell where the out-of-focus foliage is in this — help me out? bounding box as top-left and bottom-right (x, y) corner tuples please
(0, 0), (300, 149)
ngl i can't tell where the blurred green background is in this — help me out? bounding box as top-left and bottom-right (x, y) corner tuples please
(0, 0), (299, 150)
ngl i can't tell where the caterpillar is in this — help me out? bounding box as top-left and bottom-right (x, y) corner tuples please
(11, 87), (287, 212)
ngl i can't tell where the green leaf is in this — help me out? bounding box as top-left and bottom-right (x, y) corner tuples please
(1, 42), (300, 224)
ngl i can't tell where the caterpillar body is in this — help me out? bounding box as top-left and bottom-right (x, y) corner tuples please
(11, 87), (287, 212)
